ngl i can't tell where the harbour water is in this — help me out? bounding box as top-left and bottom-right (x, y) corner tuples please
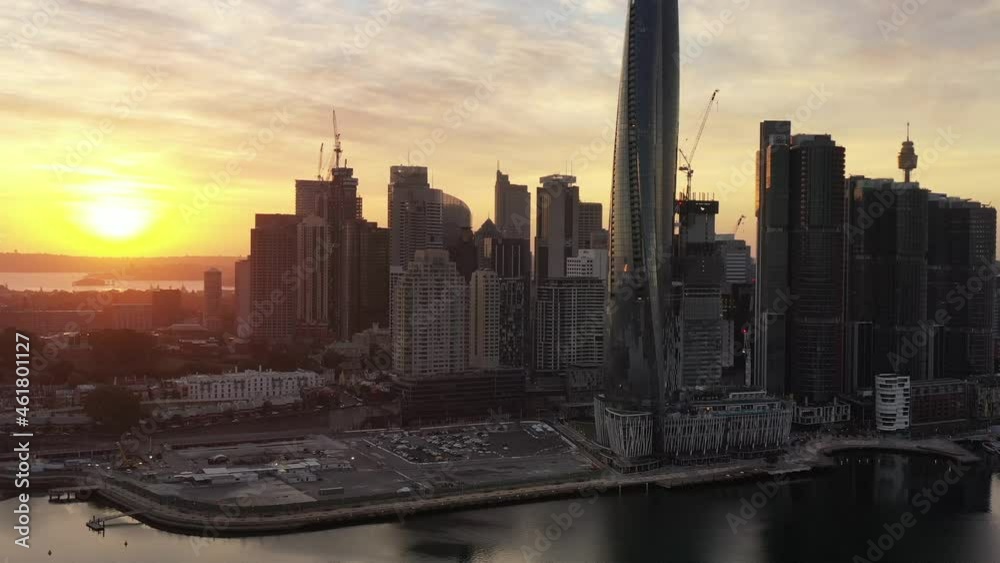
(0, 272), (233, 292)
(2, 453), (999, 562)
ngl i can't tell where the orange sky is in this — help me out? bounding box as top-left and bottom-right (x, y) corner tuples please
(2, 0), (999, 257)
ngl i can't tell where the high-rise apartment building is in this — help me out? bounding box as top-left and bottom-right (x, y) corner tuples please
(392, 249), (468, 377)
(598, 0), (680, 463)
(203, 268), (223, 331)
(535, 277), (606, 375)
(296, 215), (331, 337)
(494, 169), (531, 240)
(250, 214), (299, 342)
(340, 219), (390, 338)
(926, 194), (997, 378)
(389, 166), (444, 270)
(535, 174), (580, 280)
(469, 269), (500, 369)
(846, 177), (929, 391)
(476, 219), (531, 369)
(578, 202), (604, 250)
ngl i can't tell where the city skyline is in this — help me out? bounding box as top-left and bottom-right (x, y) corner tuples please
(4, 0), (1000, 257)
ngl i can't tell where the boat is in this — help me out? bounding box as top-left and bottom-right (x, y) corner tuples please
(72, 275), (112, 287)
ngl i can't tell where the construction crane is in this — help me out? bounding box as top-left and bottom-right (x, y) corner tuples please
(317, 143), (325, 180)
(734, 214), (746, 235)
(679, 89), (720, 200)
(331, 108), (343, 173)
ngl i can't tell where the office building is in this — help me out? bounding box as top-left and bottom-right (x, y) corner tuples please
(392, 249), (468, 377)
(110, 304), (153, 332)
(675, 199), (724, 388)
(442, 192), (473, 249)
(339, 219), (390, 339)
(566, 249), (609, 281)
(598, 0), (680, 463)
(875, 374), (911, 432)
(494, 168), (531, 240)
(388, 165), (444, 270)
(469, 269), (501, 369)
(535, 277), (605, 375)
(296, 215), (331, 338)
(755, 127), (847, 403)
(717, 235), (753, 285)
(397, 369), (526, 426)
(846, 176), (929, 390)
(203, 268), (223, 331)
(250, 214), (299, 342)
(578, 202), (604, 250)
(447, 225), (478, 282)
(151, 289), (183, 329)
(535, 174), (580, 280)
(910, 378), (970, 430)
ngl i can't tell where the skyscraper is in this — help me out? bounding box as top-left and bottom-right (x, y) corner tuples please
(234, 258), (251, 338)
(578, 202), (604, 250)
(203, 268), (223, 331)
(494, 169), (531, 240)
(469, 269), (500, 369)
(675, 199), (724, 388)
(535, 277), (606, 375)
(392, 249), (468, 377)
(441, 192), (473, 249)
(787, 134), (847, 402)
(535, 174), (580, 280)
(388, 166), (444, 270)
(296, 215), (331, 338)
(599, 0), (680, 462)
(846, 176), (929, 390)
(475, 219), (531, 369)
(926, 194), (997, 378)
(340, 219), (390, 338)
(250, 214), (299, 342)
(753, 120), (792, 396)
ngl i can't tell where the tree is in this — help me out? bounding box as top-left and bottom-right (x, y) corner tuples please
(83, 385), (143, 434)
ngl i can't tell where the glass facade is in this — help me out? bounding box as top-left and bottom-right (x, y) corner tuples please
(605, 0), (681, 425)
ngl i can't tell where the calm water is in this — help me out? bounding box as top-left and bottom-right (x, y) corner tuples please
(0, 272), (233, 292)
(2, 454), (998, 563)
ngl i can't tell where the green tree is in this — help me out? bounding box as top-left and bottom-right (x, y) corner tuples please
(83, 385), (143, 434)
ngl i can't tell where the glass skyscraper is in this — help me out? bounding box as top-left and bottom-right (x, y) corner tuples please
(598, 0), (680, 463)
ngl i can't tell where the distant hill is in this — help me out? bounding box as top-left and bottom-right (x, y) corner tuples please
(0, 254), (242, 281)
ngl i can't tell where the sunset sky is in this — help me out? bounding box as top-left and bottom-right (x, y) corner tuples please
(2, 0), (999, 257)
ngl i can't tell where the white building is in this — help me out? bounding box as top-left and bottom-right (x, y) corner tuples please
(876, 373), (911, 432)
(392, 249), (468, 376)
(469, 269), (500, 369)
(566, 249), (609, 281)
(174, 369), (320, 402)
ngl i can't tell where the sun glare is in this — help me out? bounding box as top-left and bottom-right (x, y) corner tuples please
(81, 197), (154, 240)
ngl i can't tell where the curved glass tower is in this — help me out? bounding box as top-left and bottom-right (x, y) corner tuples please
(600, 0), (680, 460)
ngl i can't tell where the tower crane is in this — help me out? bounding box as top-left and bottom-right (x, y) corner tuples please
(317, 143), (325, 180)
(330, 108), (343, 175)
(734, 214), (746, 235)
(679, 89), (719, 200)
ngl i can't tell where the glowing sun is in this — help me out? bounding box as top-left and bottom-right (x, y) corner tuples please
(81, 197), (154, 240)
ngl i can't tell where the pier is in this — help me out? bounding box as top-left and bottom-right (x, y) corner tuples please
(86, 510), (145, 532)
(49, 485), (100, 503)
